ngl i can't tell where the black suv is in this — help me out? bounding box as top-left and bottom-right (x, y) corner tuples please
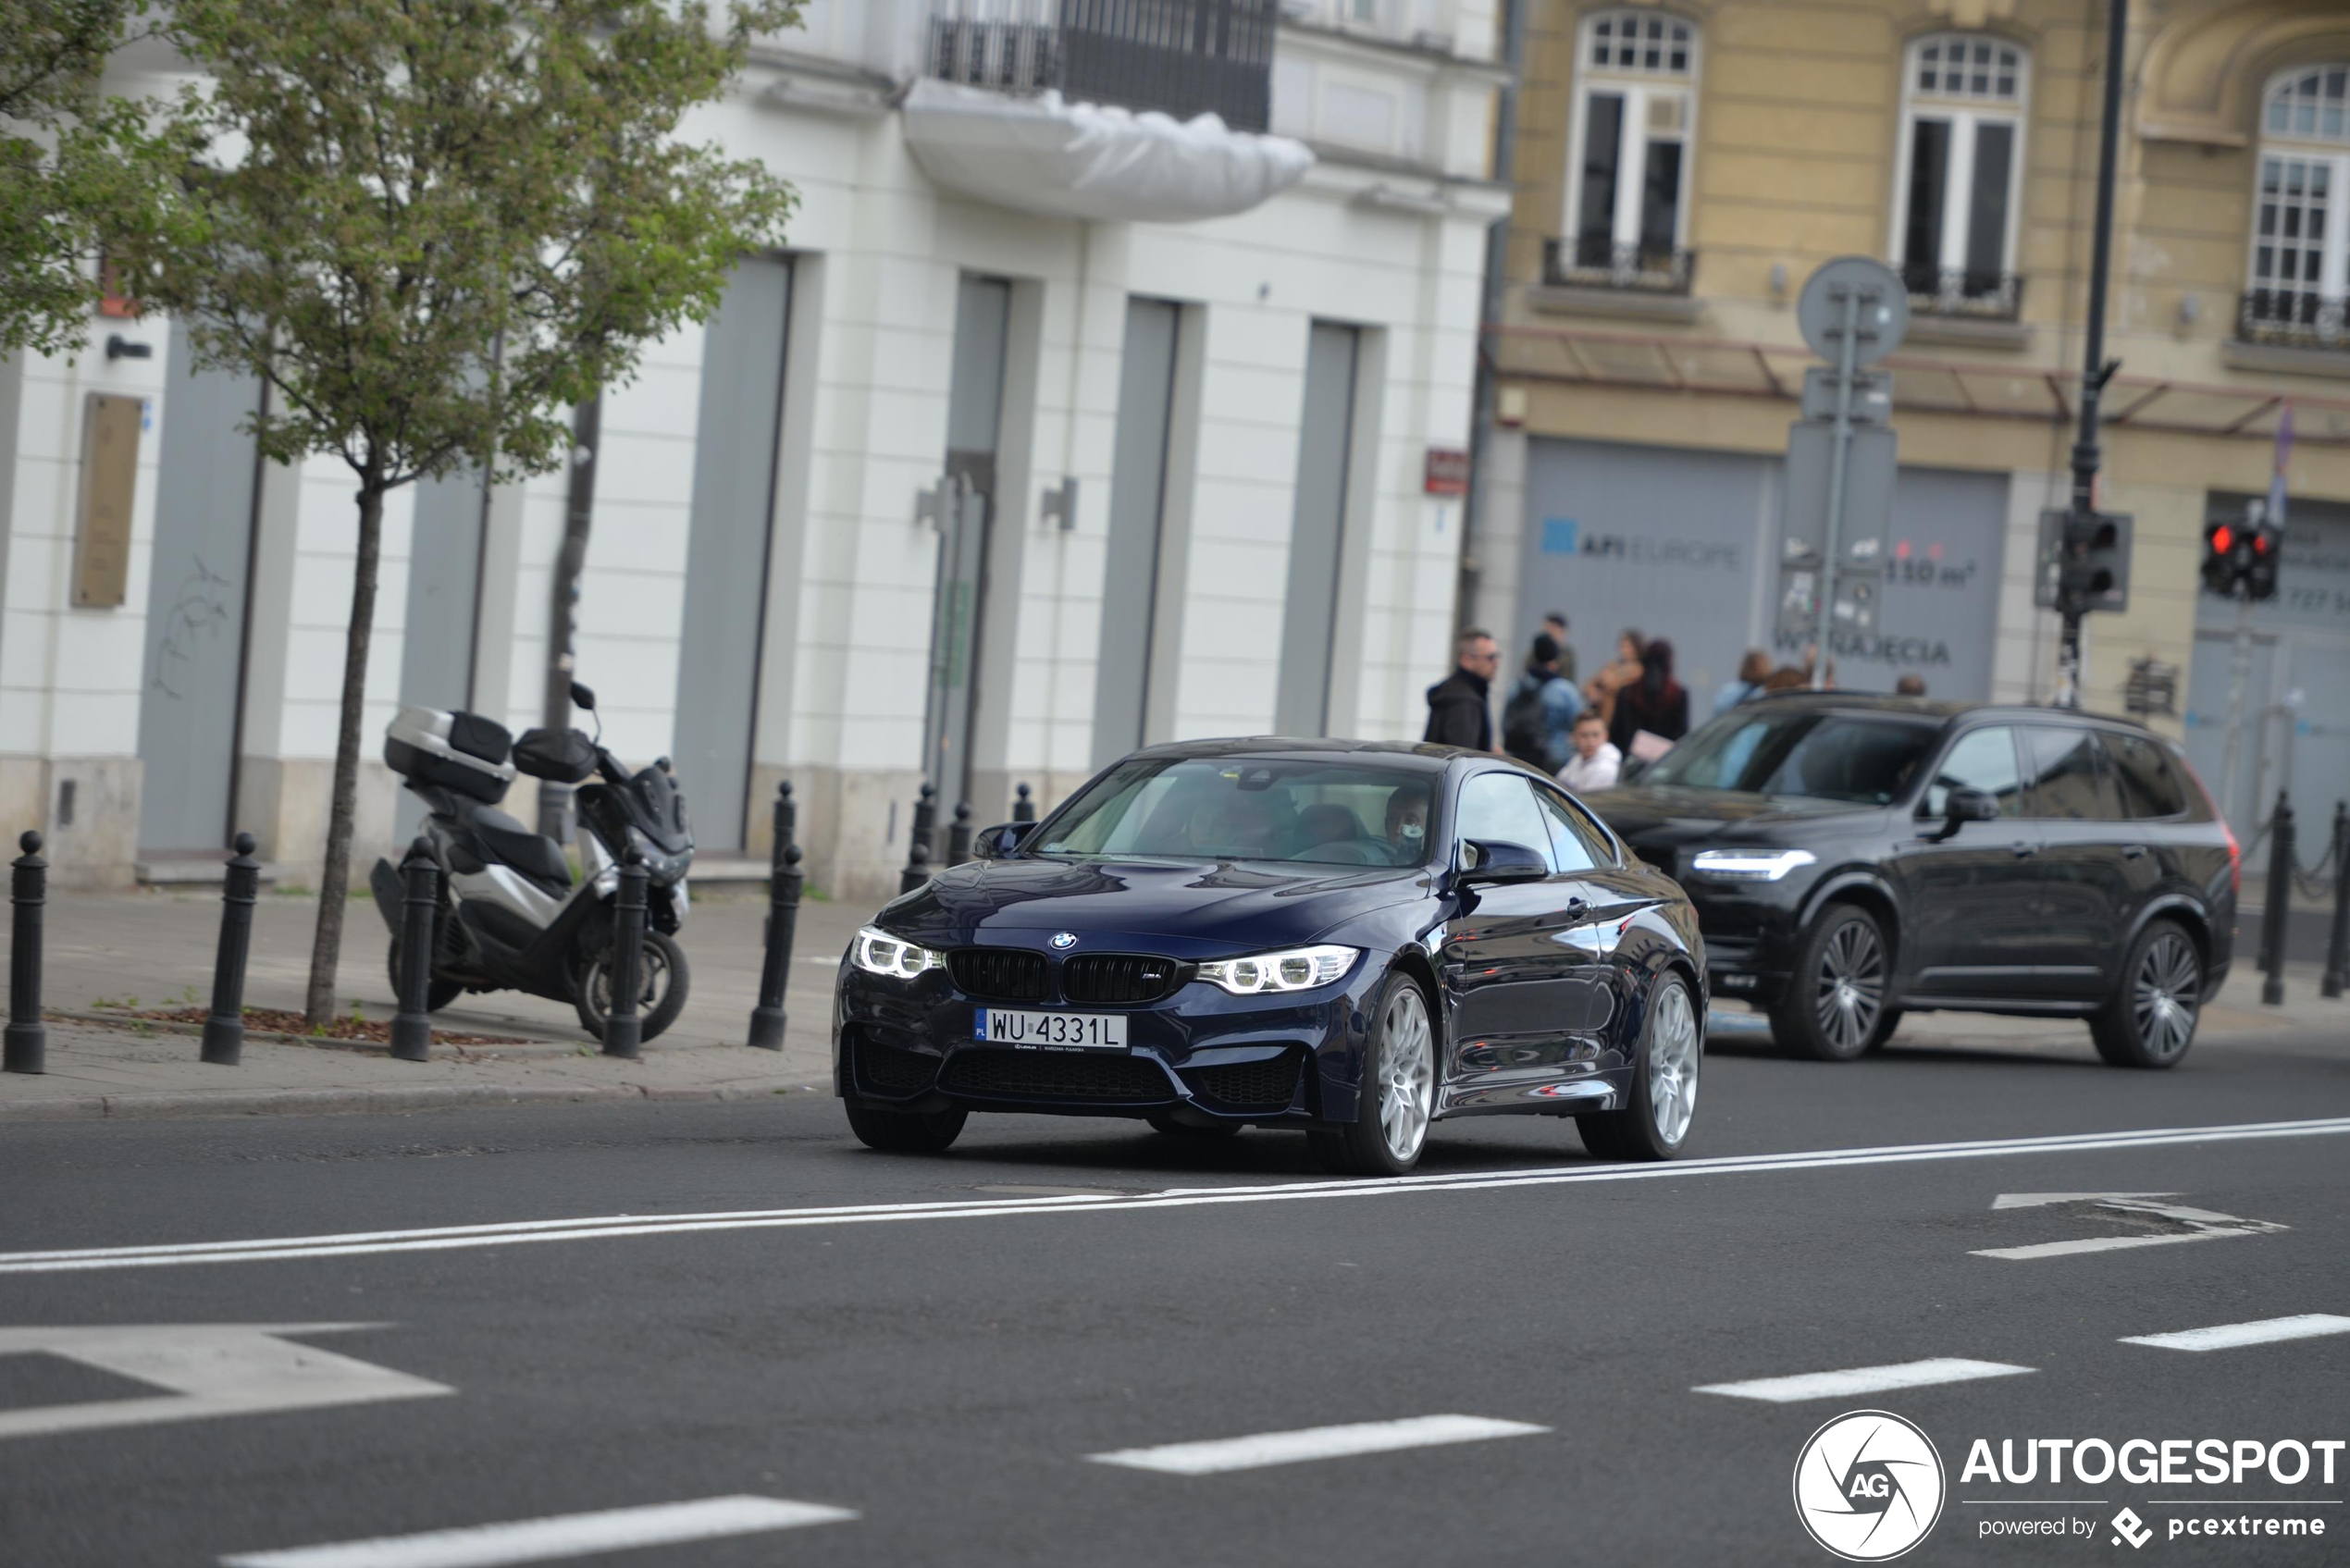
(1581, 696), (2236, 1068)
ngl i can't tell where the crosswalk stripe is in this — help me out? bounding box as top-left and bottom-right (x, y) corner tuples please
(1087, 1414), (1549, 1475)
(2119, 1314), (2350, 1352)
(1693, 1358), (2035, 1404)
(216, 1496), (857, 1568)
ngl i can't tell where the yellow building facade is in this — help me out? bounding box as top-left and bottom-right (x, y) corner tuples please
(1473, 0), (2350, 835)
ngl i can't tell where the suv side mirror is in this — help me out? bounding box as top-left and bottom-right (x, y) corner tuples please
(569, 681), (596, 712)
(1459, 838), (1548, 885)
(972, 821), (1038, 860)
(1939, 786), (2000, 835)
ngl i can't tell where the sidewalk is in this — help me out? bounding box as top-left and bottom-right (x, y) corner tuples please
(0, 884), (876, 1120)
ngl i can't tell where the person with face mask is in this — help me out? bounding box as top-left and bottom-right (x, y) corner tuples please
(1383, 784), (1432, 859)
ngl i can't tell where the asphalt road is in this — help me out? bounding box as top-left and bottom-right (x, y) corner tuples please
(2, 1022), (2345, 1566)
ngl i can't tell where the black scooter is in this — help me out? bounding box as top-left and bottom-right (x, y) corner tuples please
(372, 682), (695, 1042)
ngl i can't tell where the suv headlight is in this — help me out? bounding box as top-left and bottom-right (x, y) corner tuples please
(1197, 945), (1360, 995)
(1688, 848), (1816, 882)
(851, 925), (943, 980)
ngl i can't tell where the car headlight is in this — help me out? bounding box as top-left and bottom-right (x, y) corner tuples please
(1196, 945), (1360, 995)
(851, 925), (943, 981)
(1688, 848), (1816, 882)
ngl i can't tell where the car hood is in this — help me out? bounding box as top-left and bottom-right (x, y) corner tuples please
(1580, 784), (1887, 848)
(872, 855), (1428, 956)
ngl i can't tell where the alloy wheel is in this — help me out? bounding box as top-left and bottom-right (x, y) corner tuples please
(1647, 982), (1701, 1147)
(2131, 931), (2201, 1062)
(1812, 917), (1886, 1055)
(1378, 984), (1435, 1163)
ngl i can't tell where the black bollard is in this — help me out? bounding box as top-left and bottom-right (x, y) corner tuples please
(946, 801), (973, 868)
(2261, 793), (2293, 1007)
(1013, 783), (1035, 823)
(899, 838), (931, 896)
(773, 779), (797, 862)
(748, 844), (803, 1052)
(909, 784), (937, 865)
(200, 833), (262, 1067)
(2324, 800), (2348, 1001)
(603, 846), (648, 1060)
(390, 837), (439, 1063)
(5, 831), (46, 1076)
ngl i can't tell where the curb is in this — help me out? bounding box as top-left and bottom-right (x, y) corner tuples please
(0, 1081), (784, 1123)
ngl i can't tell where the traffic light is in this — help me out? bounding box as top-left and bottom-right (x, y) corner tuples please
(2054, 508), (2131, 614)
(2201, 520), (2244, 595)
(2204, 515), (2284, 601)
(2245, 518), (2282, 602)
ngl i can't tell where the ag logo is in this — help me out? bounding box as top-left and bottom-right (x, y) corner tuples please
(1792, 1410), (1946, 1562)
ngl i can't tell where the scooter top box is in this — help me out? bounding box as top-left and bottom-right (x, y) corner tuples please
(384, 706), (517, 804)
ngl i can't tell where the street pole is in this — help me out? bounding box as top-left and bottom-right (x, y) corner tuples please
(2220, 525), (2254, 826)
(1812, 287), (1861, 690)
(2059, 0), (2129, 710)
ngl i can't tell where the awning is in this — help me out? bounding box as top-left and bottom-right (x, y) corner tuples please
(900, 79), (1313, 225)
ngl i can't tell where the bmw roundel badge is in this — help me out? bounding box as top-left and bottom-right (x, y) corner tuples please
(1050, 932), (1079, 950)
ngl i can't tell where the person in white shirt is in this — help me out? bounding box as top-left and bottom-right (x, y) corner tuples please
(1557, 710), (1622, 793)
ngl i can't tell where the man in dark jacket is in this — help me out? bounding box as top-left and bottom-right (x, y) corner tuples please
(1424, 628), (1499, 751)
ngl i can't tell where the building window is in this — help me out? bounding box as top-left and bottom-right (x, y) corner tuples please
(1554, 8), (1699, 293)
(1893, 32), (2028, 319)
(2242, 66), (2350, 351)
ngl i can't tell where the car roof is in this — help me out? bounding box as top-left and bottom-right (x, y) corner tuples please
(1128, 736), (1461, 772)
(1740, 691), (2159, 733)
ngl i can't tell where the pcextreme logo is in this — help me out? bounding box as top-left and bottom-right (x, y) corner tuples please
(1794, 1410), (1947, 1562)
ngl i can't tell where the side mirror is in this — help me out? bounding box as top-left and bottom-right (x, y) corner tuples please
(1459, 838), (1548, 885)
(1946, 786), (2000, 824)
(569, 681), (597, 712)
(972, 821), (1038, 860)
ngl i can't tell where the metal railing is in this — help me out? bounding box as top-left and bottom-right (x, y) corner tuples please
(2238, 288), (2349, 352)
(1898, 264), (2024, 321)
(1541, 236), (1699, 296)
(926, 0), (1276, 133)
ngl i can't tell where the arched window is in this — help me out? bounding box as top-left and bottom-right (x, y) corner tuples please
(1558, 8), (1700, 291)
(1892, 32), (2029, 316)
(2244, 66), (2350, 347)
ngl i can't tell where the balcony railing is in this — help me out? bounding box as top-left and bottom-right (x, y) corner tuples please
(2239, 288), (2348, 352)
(926, 0), (1276, 134)
(1542, 236), (1698, 296)
(1899, 264), (2024, 322)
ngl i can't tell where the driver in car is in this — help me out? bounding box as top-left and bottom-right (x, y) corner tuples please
(1382, 784), (1431, 860)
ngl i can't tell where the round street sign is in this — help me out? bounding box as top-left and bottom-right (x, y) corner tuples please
(1796, 257), (1910, 366)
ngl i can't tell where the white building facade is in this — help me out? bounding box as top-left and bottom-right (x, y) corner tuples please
(1, 0), (1504, 897)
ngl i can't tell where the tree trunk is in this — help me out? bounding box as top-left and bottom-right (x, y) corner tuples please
(303, 468), (387, 1026)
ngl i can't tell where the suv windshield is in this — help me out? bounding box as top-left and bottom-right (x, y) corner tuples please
(1032, 758), (1435, 868)
(1642, 710), (1937, 805)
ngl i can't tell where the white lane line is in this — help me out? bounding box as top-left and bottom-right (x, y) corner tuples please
(1694, 1358), (2035, 1404)
(7, 1115), (2347, 1277)
(1088, 1414), (1548, 1475)
(218, 1496), (856, 1568)
(2120, 1314), (2350, 1352)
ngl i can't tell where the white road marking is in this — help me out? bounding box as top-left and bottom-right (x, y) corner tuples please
(1991, 1191), (2177, 1208)
(4, 1115), (2345, 1277)
(2119, 1314), (2350, 1352)
(1694, 1358), (2035, 1404)
(1087, 1414), (1548, 1475)
(0, 1324), (449, 1441)
(1973, 1194), (2287, 1260)
(219, 1495), (855, 1568)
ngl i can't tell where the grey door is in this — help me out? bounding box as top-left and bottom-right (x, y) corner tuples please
(925, 277), (1009, 803)
(1092, 297), (1181, 767)
(674, 255), (793, 849)
(395, 466), (488, 842)
(137, 321), (262, 852)
(1274, 321), (1358, 736)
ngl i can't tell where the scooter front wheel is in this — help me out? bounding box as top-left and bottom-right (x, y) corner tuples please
(575, 931), (691, 1044)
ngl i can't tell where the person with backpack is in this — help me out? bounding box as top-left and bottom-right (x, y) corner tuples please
(1502, 632), (1582, 772)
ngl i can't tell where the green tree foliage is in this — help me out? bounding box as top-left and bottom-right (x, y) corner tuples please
(102, 0), (798, 1023)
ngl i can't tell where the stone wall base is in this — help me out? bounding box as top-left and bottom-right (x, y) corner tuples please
(0, 756), (142, 890)
(236, 756), (401, 891)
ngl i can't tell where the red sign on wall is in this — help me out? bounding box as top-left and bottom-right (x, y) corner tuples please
(1424, 447), (1469, 497)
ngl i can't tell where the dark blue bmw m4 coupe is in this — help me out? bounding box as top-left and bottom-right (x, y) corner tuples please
(833, 739), (1708, 1175)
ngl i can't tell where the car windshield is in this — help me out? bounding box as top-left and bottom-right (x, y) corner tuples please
(1030, 757), (1436, 868)
(1641, 710), (1937, 805)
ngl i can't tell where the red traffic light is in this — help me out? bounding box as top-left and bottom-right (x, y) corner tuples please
(2210, 524), (2233, 553)
(2252, 529), (2273, 554)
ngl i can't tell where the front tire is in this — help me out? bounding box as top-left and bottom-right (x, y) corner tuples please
(1308, 971), (1437, 1177)
(384, 935), (464, 1012)
(2090, 919), (2202, 1068)
(845, 1102), (968, 1153)
(1578, 971), (1701, 1161)
(1768, 904), (1895, 1061)
(575, 930), (690, 1043)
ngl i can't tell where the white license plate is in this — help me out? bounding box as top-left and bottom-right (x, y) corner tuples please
(975, 1009), (1128, 1050)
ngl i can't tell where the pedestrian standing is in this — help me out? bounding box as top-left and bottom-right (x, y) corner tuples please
(1713, 648), (1772, 717)
(1610, 636), (1688, 754)
(1501, 633), (1583, 772)
(1540, 611), (1577, 686)
(1425, 628), (1501, 751)
(1895, 673), (1927, 698)
(1558, 710), (1622, 793)
(1583, 627), (1645, 731)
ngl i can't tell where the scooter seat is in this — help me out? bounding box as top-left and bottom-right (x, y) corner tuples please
(472, 815), (573, 891)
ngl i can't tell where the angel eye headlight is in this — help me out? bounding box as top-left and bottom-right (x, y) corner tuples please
(1197, 945), (1360, 995)
(851, 925), (943, 981)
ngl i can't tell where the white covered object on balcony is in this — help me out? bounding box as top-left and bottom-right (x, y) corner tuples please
(901, 79), (1312, 223)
